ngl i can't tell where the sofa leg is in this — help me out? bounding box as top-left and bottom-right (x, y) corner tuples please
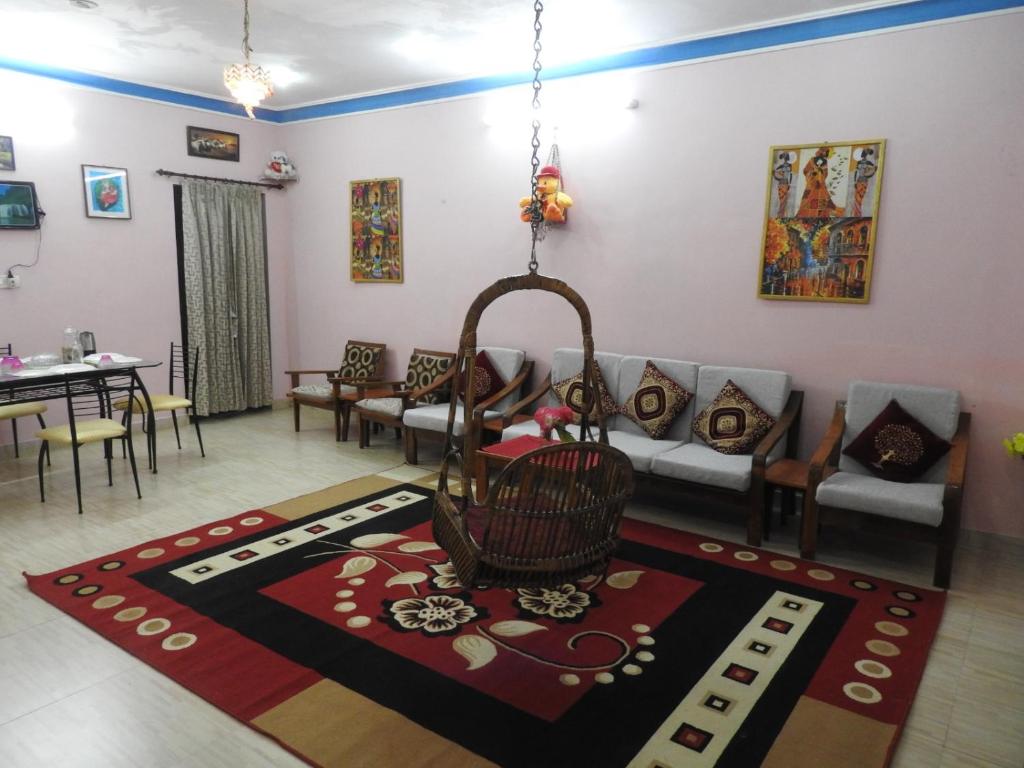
(292, 399), (300, 432)
(404, 428), (418, 465)
(340, 403), (352, 442)
(358, 415), (369, 449)
(933, 531), (957, 589)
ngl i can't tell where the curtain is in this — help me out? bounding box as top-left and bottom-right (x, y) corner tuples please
(181, 181), (272, 416)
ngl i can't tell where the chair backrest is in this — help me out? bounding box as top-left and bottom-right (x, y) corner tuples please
(339, 340), (386, 379)
(62, 370), (139, 443)
(693, 366), (792, 457)
(0, 343), (11, 356)
(840, 380), (960, 483)
(405, 348), (456, 404)
(170, 342), (201, 400)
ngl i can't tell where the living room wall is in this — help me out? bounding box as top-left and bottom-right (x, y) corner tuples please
(282, 12), (1024, 537)
(0, 71), (293, 417)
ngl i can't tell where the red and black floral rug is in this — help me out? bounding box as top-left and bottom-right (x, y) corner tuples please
(25, 475), (944, 767)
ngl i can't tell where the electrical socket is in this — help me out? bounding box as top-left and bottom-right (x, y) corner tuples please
(0, 274), (21, 289)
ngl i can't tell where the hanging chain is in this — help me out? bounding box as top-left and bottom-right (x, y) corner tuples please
(527, 0), (544, 274)
(242, 0), (253, 60)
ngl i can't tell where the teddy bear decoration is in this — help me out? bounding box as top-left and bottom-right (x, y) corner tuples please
(261, 150), (298, 181)
(519, 164), (572, 224)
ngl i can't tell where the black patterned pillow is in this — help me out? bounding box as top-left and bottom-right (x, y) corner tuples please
(552, 365), (617, 426)
(842, 399), (951, 482)
(620, 361), (694, 439)
(339, 343), (383, 379)
(692, 379), (776, 455)
(405, 353), (453, 404)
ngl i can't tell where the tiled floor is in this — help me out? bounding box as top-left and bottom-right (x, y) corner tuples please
(0, 407), (1020, 767)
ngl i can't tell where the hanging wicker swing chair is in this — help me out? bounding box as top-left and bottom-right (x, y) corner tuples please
(432, 273), (635, 589)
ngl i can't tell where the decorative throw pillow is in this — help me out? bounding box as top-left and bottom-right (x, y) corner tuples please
(552, 365), (617, 425)
(842, 399), (952, 483)
(620, 360), (694, 439)
(339, 343), (383, 379)
(692, 379), (776, 455)
(405, 353), (453, 404)
(457, 350), (507, 404)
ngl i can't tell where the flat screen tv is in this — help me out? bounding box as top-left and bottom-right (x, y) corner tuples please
(0, 181), (41, 229)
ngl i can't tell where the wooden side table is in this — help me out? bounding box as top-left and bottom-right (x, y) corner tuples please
(763, 458), (810, 544)
(475, 434), (556, 502)
(481, 413), (533, 441)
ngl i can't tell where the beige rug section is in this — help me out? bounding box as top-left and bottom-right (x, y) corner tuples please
(263, 475), (405, 521)
(761, 695), (897, 768)
(252, 679), (496, 768)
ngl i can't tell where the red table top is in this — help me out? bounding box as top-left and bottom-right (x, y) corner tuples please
(480, 434), (557, 459)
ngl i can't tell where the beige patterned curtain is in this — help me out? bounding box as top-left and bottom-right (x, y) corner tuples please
(181, 181), (272, 416)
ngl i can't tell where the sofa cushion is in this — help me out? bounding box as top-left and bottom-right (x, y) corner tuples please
(839, 381), (959, 484)
(458, 350), (507, 405)
(406, 352), (453, 404)
(619, 360), (694, 440)
(500, 421), (678, 473)
(339, 343), (383, 379)
(403, 403), (501, 437)
(291, 382), (355, 400)
(649, 443), (755, 492)
(842, 399), (952, 483)
(815, 471), (945, 527)
(692, 379), (776, 455)
(357, 397), (404, 417)
(552, 365), (617, 426)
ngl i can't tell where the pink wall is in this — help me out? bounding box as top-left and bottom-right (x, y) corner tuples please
(0, 73), (293, 432)
(283, 14), (1024, 537)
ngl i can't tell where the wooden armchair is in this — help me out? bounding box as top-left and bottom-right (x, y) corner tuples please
(284, 340), (386, 442)
(801, 382), (970, 588)
(402, 347), (533, 464)
(354, 348), (457, 448)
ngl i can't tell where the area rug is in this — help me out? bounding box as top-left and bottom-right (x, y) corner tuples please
(25, 475), (944, 768)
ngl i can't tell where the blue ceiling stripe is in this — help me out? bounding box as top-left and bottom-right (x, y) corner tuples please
(1, 0), (1019, 125)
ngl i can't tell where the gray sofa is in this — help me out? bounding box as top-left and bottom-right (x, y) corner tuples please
(499, 348), (803, 545)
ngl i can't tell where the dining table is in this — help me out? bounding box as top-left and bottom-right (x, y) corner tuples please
(0, 359), (163, 472)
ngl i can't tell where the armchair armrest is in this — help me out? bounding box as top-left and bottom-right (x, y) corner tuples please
(498, 374), (552, 428)
(473, 360), (535, 418)
(407, 365), (458, 405)
(752, 390), (804, 472)
(287, 368), (338, 388)
(945, 412), (971, 490)
(807, 401), (847, 490)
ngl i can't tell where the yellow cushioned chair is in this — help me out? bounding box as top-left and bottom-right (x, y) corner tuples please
(37, 370), (142, 514)
(1, 344), (49, 458)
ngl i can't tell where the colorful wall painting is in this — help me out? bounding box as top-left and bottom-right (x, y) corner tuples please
(350, 178), (402, 284)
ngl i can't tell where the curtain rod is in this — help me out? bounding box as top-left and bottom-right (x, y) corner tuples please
(155, 169), (284, 190)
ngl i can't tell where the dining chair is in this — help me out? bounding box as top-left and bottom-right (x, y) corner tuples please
(114, 343), (205, 462)
(0, 343), (49, 459)
(36, 370), (142, 514)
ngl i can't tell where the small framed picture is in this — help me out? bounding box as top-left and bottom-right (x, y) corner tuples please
(0, 136), (14, 171)
(186, 126), (240, 162)
(82, 165), (131, 220)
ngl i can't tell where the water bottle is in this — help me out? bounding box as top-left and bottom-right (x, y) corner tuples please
(61, 326), (83, 364)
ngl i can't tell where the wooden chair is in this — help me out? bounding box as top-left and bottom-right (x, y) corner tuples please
(433, 272), (634, 588)
(401, 346), (534, 465)
(802, 381), (970, 588)
(285, 340), (386, 441)
(114, 343), (205, 463)
(1, 343), (49, 458)
(354, 348), (457, 448)
(36, 370), (143, 514)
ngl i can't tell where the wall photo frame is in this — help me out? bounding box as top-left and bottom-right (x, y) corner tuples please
(350, 178), (402, 283)
(758, 139), (885, 303)
(82, 165), (131, 220)
(0, 136), (14, 171)
(186, 126), (240, 162)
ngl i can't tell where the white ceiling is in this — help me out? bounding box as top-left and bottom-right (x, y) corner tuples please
(6, 0), (907, 108)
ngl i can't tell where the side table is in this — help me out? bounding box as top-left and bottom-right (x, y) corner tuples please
(763, 458), (810, 545)
(475, 434), (556, 502)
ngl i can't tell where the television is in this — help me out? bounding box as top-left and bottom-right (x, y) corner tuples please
(0, 181), (41, 229)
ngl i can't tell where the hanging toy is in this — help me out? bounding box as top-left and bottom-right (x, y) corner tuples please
(519, 164), (572, 224)
(261, 150), (298, 181)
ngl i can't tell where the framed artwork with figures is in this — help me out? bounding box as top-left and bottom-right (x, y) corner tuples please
(81, 164), (131, 220)
(350, 178), (402, 283)
(758, 139), (885, 303)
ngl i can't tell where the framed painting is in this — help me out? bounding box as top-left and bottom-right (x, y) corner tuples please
(758, 139), (885, 303)
(350, 178), (402, 283)
(0, 136), (14, 171)
(186, 126), (240, 162)
(82, 165), (131, 220)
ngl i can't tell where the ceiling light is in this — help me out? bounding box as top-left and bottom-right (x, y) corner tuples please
(68, 0), (98, 8)
(223, 0), (272, 119)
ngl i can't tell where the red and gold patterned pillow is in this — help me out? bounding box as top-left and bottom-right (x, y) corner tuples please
(620, 361), (694, 439)
(842, 399), (952, 483)
(457, 350), (507, 404)
(552, 365), (617, 426)
(692, 380), (776, 455)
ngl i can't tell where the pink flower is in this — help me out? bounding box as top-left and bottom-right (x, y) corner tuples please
(534, 405), (574, 438)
